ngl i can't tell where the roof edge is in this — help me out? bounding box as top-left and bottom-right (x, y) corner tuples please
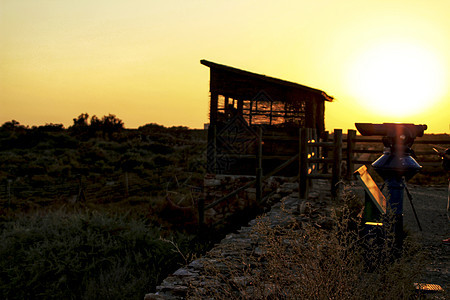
(201, 59), (334, 101)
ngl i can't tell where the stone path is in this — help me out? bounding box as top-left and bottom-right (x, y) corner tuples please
(144, 180), (332, 300)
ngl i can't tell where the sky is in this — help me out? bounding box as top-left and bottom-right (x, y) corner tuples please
(1, 0), (449, 133)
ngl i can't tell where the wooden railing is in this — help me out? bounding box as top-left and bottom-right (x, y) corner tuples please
(199, 128), (449, 231)
(199, 127), (344, 230)
(298, 128), (342, 199)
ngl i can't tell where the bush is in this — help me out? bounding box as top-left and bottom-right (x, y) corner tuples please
(141, 142), (174, 155)
(0, 210), (195, 299)
(153, 155), (174, 168)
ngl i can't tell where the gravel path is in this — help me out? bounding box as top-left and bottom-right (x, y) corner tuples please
(352, 182), (450, 294)
(403, 184), (449, 291)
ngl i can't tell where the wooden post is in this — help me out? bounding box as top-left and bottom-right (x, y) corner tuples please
(307, 128), (315, 189)
(312, 128), (318, 175)
(249, 100), (253, 125)
(256, 127), (263, 203)
(346, 129), (356, 180)
(237, 98), (243, 115)
(207, 124), (217, 173)
(207, 91), (218, 174)
(321, 131), (329, 174)
(225, 96), (230, 117)
(299, 128), (308, 199)
(213, 125), (217, 173)
(210, 92), (218, 125)
(332, 129), (343, 198)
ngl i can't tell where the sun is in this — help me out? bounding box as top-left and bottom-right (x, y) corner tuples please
(347, 41), (446, 117)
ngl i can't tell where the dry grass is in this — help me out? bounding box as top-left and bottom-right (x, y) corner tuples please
(189, 187), (427, 299)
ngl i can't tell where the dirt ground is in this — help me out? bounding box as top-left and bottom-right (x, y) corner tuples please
(404, 184), (449, 292)
(349, 182), (449, 296)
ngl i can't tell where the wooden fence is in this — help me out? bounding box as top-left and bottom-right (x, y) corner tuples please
(199, 127), (343, 229)
(199, 127), (449, 230)
(345, 130), (450, 180)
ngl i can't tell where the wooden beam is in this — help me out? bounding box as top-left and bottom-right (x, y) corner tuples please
(331, 129), (342, 198)
(299, 128), (308, 199)
(346, 129), (356, 180)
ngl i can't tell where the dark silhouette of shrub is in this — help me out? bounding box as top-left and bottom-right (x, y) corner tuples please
(69, 113), (124, 140)
(73, 113), (89, 127)
(34, 123), (65, 132)
(153, 155), (173, 168)
(121, 152), (143, 172)
(141, 142), (174, 154)
(0, 120), (26, 132)
(69, 113), (90, 139)
(101, 114), (124, 140)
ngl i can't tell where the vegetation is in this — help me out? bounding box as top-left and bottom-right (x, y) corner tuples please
(0, 115), (208, 299)
(0, 115), (206, 216)
(0, 210), (199, 299)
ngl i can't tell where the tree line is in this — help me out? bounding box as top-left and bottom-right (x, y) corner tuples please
(1, 113), (124, 141)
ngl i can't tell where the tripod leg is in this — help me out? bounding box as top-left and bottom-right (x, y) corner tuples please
(404, 183), (422, 232)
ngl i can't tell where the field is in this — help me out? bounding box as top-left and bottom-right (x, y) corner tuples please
(1, 116), (448, 299)
(0, 117), (207, 216)
(0, 116), (212, 299)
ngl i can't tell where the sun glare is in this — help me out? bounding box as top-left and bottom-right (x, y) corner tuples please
(348, 42), (446, 117)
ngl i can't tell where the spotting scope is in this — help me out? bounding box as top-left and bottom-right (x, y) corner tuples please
(355, 123), (427, 149)
(355, 122), (427, 253)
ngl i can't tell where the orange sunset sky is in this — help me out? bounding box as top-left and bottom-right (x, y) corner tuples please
(1, 0), (449, 133)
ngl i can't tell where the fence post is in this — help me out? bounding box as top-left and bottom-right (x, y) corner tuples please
(307, 128), (317, 189)
(332, 129), (343, 198)
(299, 128), (308, 199)
(346, 129), (356, 180)
(213, 125), (217, 173)
(311, 128), (318, 176)
(321, 131), (329, 174)
(256, 127), (263, 203)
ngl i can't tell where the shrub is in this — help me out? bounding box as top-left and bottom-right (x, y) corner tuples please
(153, 155), (174, 168)
(0, 210), (195, 299)
(141, 142), (174, 155)
(35, 123), (65, 132)
(121, 152), (143, 172)
(53, 134), (79, 149)
(0, 120), (27, 133)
